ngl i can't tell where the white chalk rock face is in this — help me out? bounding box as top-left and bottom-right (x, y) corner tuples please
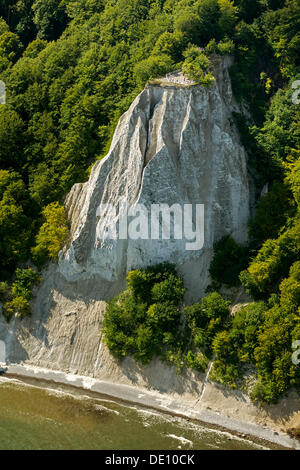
(60, 57), (250, 299)
(0, 57), (253, 401)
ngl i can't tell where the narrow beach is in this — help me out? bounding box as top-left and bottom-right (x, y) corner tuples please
(1, 363), (299, 450)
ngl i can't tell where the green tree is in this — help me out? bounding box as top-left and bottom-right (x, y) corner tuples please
(217, 0), (238, 34)
(209, 235), (249, 287)
(0, 17), (9, 35)
(0, 30), (22, 71)
(134, 54), (174, 86)
(31, 201), (69, 266)
(103, 265), (186, 365)
(195, 0), (221, 43)
(3, 296), (30, 321)
(0, 170), (31, 274)
(182, 45), (215, 86)
(174, 9), (201, 44)
(32, 0), (68, 40)
(248, 181), (295, 248)
(0, 108), (25, 169)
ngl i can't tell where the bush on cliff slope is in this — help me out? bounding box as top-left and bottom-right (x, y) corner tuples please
(104, 263), (300, 404)
(104, 264), (231, 372)
(209, 235), (249, 287)
(182, 46), (215, 86)
(1, 268), (41, 321)
(31, 201), (69, 267)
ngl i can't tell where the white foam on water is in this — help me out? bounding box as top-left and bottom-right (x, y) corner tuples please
(207, 428), (270, 450)
(94, 404), (120, 415)
(135, 408), (166, 419)
(166, 434), (193, 447)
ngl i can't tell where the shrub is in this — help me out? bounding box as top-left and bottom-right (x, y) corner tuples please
(248, 181), (295, 248)
(0, 281), (9, 302)
(152, 32), (186, 62)
(279, 261), (300, 312)
(212, 297), (300, 402)
(1, 268), (41, 322)
(250, 381), (276, 404)
(104, 266), (230, 371)
(209, 235), (249, 287)
(229, 302), (267, 362)
(134, 54), (174, 86)
(151, 275), (186, 305)
(240, 221), (300, 299)
(127, 263), (179, 304)
(103, 264), (185, 364)
(182, 46), (215, 86)
(31, 202), (69, 266)
(206, 38), (235, 55)
(3, 296), (31, 321)
(183, 292), (230, 356)
(205, 38), (218, 55)
(184, 350), (209, 373)
(11, 268), (41, 301)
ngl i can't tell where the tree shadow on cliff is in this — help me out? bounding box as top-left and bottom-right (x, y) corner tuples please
(120, 355), (203, 397)
(0, 316), (30, 364)
(52, 271), (127, 303)
(2, 290), (56, 365)
(206, 380), (248, 402)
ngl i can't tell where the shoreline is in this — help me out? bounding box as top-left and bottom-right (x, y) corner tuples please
(1, 363), (300, 450)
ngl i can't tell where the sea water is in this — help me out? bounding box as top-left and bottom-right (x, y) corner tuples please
(0, 377), (268, 450)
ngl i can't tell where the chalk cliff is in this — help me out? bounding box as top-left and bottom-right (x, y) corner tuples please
(60, 56), (249, 298)
(0, 55), (253, 397)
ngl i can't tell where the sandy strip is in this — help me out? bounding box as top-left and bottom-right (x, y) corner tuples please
(1, 363), (300, 450)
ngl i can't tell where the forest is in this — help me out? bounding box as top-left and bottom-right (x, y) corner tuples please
(0, 0), (299, 404)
